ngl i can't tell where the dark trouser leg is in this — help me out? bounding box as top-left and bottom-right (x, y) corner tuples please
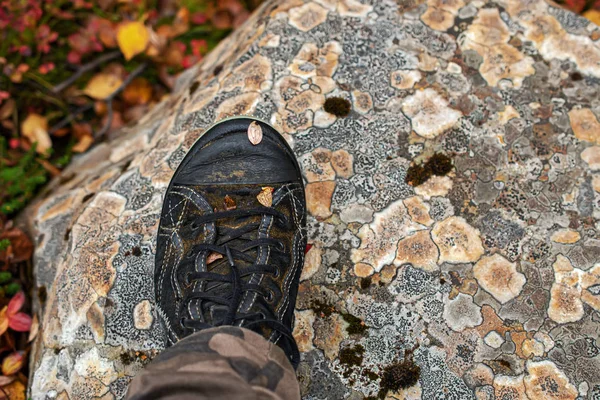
(126, 326), (300, 400)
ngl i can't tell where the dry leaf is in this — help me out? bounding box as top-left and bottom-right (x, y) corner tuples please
(72, 134), (94, 153)
(0, 98), (15, 120)
(1, 352), (24, 375)
(122, 77), (153, 105)
(0, 380), (24, 400)
(257, 186), (274, 207)
(20, 114), (51, 154)
(84, 73), (123, 100)
(0, 307), (8, 337)
(28, 314), (39, 342)
(583, 10), (600, 25)
(117, 21), (149, 60)
(248, 121), (263, 145)
(0, 227), (33, 263)
(206, 252), (224, 264)
(0, 375), (16, 387)
(224, 195), (237, 211)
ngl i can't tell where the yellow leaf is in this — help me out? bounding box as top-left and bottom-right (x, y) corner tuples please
(0, 380), (25, 400)
(583, 10), (600, 26)
(21, 114), (51, 154)
(1, 352), (24, 376)
(84, 73), (123, 100)
(0, 307), (8, 336)
(117, 21), (149, 60)
(122, 77), (153, 105)
(257, 187), (274, 207)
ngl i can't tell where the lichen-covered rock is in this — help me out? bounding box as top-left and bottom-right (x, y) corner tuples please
(26, 0), (600, 398)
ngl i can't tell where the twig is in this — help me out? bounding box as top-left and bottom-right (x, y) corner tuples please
(51, 51), (121, 94)
(49, 103), (93, 134)
(94, 62), (147, 139)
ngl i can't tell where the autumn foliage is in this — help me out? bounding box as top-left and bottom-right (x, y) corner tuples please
(0, 0), (259, 396)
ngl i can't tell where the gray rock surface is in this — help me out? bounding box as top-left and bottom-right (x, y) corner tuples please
(26, 0), (600, 398)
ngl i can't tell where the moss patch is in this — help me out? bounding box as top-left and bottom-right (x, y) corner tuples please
(405, 152), (453, 187)
(360, 276), (372, 290)
(341, 313), (368, 335)
(324, 97), (351, 117)
(377, 359), (421, 398)
(339, 344), (365, 378)
(311, 299), (335, 317)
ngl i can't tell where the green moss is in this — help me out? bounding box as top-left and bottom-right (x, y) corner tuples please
(324, 97), (351, 117)
(341, 313), (368, 335)
(377, 359), (421, 399)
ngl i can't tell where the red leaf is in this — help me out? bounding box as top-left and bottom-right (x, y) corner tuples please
(6, 292), (24, 316)
(1, 352), (24, 376)
(8, 312), (31, 332)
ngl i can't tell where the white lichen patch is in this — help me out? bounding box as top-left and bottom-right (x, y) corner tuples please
(473, 254), (526, 304)
(431, 216), (484, 264)
(402, 88), (462, 139)
(351, 199), (422, 272)
(443, 293), (483, 332)
(288, 2), (329, 32)
(548, 255), (600, 324)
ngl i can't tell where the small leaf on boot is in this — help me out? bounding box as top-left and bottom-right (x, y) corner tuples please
(247, 121), (263, 145)
(224, 195), (237, 211)
(206, 252), (223, 264)
(257, 187), (274, 207)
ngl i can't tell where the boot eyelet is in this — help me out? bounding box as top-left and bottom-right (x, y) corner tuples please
(180, 317), (187, 328)
(273, 268), (280, 278)
(184, 272), (193, 285)
(266, 290), (274, 303)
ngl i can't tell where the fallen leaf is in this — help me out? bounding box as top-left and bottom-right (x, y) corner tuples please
(0, 98), (15, 120)
(72, 134), (94, 153)
(84, 73), (123, 100)
(0, 380), (25, 400)
(257, 187), (274, 207)
(584, 9), (600, 25)
(122, 77), (153, 105)
(28, 314), (39, 342)
(20, 114), (51, 154)
(117, 21), (149, 60)
(0, 307), (8, 336)
(7, 292), (24, 316)
(248, 121), (263, 145)
(0, 375), (16, 387)
(1, 352), (24, 375)
(0, 228), (33, 263)
(206, 252), (224, 264)
(224, 195), (237, 211)
(8, 313), (31, 332)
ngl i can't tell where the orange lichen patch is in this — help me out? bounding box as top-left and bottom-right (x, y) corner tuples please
(183, 83), (220, 114)
(402, 88), (461, 139)
(353, 262), (375, 278)
(581, 146), (600, 171)
(493, 375), (528, 400)
(524, 361), (578, 400)
(391, 70), (421, 90)
(331, 149), (354, 179)
(351, 199), (422, 272)
(215, 92), (260, 120)
(86, 302), (105, 343)
(288, 2), (329, 32)
(461, 9), (534, 88)
(293, 309), (316, 352)
(306, 181), (336, 220)
(403, 196), (434, 226)
(548, 255), (600, 324)
(338, 0), (372, 17)
(510, 330), (533, 359)
(473, 254), (526, 304)
(521, 338), (545, 358)
(301, 148), (335, 183)
(300, 244), (323, 281)
(421, 8), (455, 31)
(314, 313), (347, 360)
(220, 54), (273, 92)
(394, 230), (439, 272)
(133, 300), (153, 330)
(592, 175), (600, 192)
(431, 216), (484, 264)
(568, 108), (600, 145)
(258, 32), (281, 48)
(288, 41), (342, 78)
(475, 305), (513, 338)
(40, 194), (77, 222)
(351, 90), (373, 114)
(550, 229), (581, 244)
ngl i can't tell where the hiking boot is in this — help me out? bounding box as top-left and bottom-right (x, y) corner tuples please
(155, 117), (307, 367)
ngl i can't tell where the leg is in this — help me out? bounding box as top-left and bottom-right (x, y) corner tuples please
(126, 326), (300, 400)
